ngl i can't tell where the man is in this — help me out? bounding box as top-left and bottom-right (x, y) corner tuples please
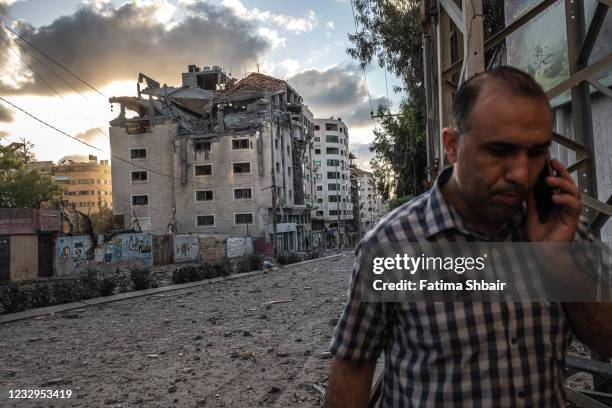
(326, 66), (612, 407)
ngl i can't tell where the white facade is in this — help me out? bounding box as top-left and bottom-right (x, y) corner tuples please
(351, 168), (387, 232)
(311, 118), (353, 247)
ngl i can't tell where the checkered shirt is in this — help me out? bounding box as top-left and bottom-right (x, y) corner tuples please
(330, 167), (593, 407)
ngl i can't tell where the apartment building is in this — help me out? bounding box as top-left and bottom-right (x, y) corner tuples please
(109, 66), (315, 252)
(350, 167), (387, 232)
(30, 157), (112, 213)
(311, 118), (353, 248)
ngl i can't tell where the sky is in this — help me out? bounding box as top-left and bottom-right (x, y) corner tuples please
(0, 0), (404, 168)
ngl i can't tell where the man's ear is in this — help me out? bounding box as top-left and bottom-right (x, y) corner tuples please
(442, 127), (460, 164)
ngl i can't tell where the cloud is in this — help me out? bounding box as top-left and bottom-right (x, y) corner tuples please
(288, 65), (388, 128)
(349, 142), (374, 167)
(75, 128), (102, 143)
(0, 130), (8, 139)
(257, 27), (285, 49)
(0, 1), (271, 95)
(221, 0), (318, 33)
(0, 0), (17, 18)
(325, 21), (335, 30)
(0, 103), (13, 122)
(58, 154), (90, 163)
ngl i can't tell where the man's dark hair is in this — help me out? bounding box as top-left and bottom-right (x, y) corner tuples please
(452, 66), (549, 134)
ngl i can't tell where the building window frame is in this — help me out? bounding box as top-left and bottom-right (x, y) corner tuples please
(194, 190), (214, 202)
(131, 194), (149, 206)
(194, 164), (213, 176)
(232, 138), (250, 150)
(233, 187), (253, 200)
(232, 162), (252, 174)
(131, 170), (148, 183)
(195, 214), (215, 227)
(234, 212), (254, 226)
(129, 148), (147, 159)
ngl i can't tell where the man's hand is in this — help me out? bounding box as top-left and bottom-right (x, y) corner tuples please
(526, 159), (581, 242)
(325, 357), (376, 408)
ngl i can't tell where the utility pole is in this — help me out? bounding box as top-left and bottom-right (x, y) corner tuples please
(269, 96), (278, 258)
(336, 161), (341, 251)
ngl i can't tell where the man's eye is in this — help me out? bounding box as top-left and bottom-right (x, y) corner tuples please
(487, 146), (513, 156)
(528, 149), (548, 157)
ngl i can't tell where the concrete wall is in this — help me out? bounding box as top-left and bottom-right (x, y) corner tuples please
(110, 122), (177, 235)
(10, 235), (38, 282)
(56, 233), (153, 276)
(174, 234), (199, 263)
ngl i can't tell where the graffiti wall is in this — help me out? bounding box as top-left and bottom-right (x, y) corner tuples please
(199, 236), (224, 262)
(174, 234), (199, 263)
(56, 233), (153, 276)
(226, 237), (253, 258)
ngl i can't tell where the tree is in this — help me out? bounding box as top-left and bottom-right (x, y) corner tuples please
(348, 0), (505, 197)
(0, 141), (62, 208)
(14, 138), (36, 165)
(89, 205), (116, 233)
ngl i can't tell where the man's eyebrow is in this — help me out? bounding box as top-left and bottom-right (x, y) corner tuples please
(481, 140), (551, 149)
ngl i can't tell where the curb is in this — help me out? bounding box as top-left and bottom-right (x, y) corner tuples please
(0, 253), (346, 324)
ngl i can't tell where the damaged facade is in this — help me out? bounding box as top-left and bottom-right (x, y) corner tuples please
(109, 65), (315, 252)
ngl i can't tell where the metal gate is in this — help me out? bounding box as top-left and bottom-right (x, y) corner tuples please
(0, 235), (10, 281)
(37, 233), (53, 278)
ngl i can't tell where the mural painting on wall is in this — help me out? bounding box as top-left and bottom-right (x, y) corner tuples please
(199, 236), (224, 262)
(226, 237), (253, 259)
(175, 235), (199, 263)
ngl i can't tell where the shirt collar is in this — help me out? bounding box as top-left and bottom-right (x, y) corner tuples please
(423, 166), (525, 240)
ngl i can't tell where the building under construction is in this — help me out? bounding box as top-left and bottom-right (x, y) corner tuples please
(109, 65), (316, 253)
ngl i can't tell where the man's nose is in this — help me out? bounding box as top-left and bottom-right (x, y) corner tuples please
(505, 152), (529, 189)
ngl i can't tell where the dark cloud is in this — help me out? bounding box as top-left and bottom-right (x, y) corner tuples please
(0, 1), (271, 95)
(75, 128), (101, 143)
(58, 154), (90, 163)
(288, 65), (388, 129)
(0, 103), (13, 122)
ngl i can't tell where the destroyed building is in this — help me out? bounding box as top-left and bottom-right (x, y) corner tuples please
(109, 65), (315, 252)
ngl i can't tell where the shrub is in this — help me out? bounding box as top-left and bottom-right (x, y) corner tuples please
(248, 254), (263, 271)
(211, 259), (231, 277)
(99, 278), (116, 296)
(29, 282), (52, 308)
(172, 265), (202, 284)
(80, 269), (99, 299)
(277, 253), (301, 266)
(1, 284), (28, 313)
(51, 280), (80, 304)
(235, 258), (251, 274)
(130, 268), (152, 290)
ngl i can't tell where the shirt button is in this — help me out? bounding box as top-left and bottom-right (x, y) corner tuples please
(518, 391), (525, 399)
(511, 337), (518, 345)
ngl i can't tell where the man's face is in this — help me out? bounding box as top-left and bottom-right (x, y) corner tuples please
(448, 83), (553, 222)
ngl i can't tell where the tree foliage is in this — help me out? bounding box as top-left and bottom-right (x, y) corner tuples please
(0, 142), (63, 208)
(348, 0), (505, 198)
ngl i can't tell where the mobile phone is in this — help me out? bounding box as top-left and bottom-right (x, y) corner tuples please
(533, 158), (558, 223)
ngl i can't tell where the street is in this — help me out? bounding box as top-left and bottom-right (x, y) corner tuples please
(0, 253), (355, 408)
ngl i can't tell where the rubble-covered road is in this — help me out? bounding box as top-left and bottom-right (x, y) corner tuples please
(0, 253), (355, 408)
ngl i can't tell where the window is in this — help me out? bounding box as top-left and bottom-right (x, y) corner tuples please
(326, 135), (339, 143)
(131, 171), (148, 182)
(326, 147), (340, 155)
(275, 139), (279, 149)
(232, 139), (250, 150)
(130, 148), (147, 159)
(194, 140), (211, 152)
(288, 166), (292, 176)
(314, 160), (321, 166)
(195, 190), (214, 201)
(329, 195), (339, 202)
(132, 195), (149, 206)
(234, 188), (252, 200)
(196, 215), (215, 226)
(327, 159), (340, 167)
(317, 198), (323, 203)
(276, 162), (281, 173)
(314, 137), (320, 142)
(315, 174), (322, 180)
(328, 183), (340, 191)
(232, 162), (250, 173)
(315, 149), (321, 154)
(327, 172), (339, 179)
(286, 145), (290, 155)
(235, 213), (253, 225)
(194, 164), (212, 176)
(316, 210), (324, 216)
(325, 123), (338, 131)
(314, 125), (320, 131)
(329, 210), (339, 215)
(316, 185), (323, 191)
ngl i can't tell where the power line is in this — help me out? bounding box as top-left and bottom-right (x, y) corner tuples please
(1, 23), (106, 98)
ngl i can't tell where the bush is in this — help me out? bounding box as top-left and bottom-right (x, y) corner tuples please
(210, 259), (231, 277)
(1, 284), (28, 313)
(248, 254), (263, 271)
(277, 253), (301, 266)
(51, 280), (80, 304)
(99, 278), (116, 296)
(29, 282), (52, 308)
(130, 268), (152, 290)
(80, 269), (99, 299)
(172, 265), (202, 284)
